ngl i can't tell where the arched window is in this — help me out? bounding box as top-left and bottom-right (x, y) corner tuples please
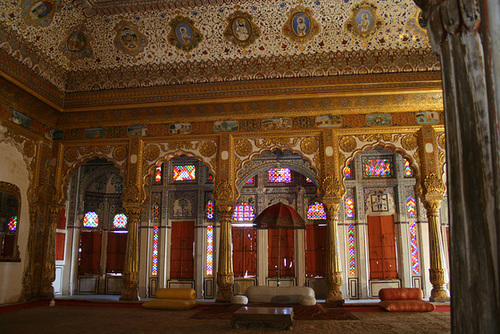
(155, 165), (162, 183)
(307, 202), (326, 220)
(232, 203), (255, 221)
(83, 211), (99, 228)
(112, 214), (127, 229)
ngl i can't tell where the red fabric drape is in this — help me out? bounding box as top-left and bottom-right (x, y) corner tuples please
(78, 231), (102, 275)
(232, 226), (257, 277)
(106, 232), (127, 273)
(368, 215), (397, 279)
(170, 221), (194, 279)
(268, 229), (294, 277)
(305, 224), (326, 277)
(55, 232), (65, 261)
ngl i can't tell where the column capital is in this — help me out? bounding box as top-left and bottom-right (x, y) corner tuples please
(318, 175), (344, 200)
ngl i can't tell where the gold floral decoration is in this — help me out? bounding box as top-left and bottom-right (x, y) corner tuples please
(200, 141), (216, 157)
(122, 181), (140, 204)
(143, 144), (159, 161)
(113, 146), (128, 161)
(64, 147), (79, 162)
(23, 140), (36, 158)
(235, 139), (253, 157)
(423, 173), (445, 196)
(214, 179), (233, 201)
(339, 136), (357, 152)
(438, 133), (446, 150)
(401, 134), (418, 151)
(318, 175), (341, 199)
(300, 137), (318, 155)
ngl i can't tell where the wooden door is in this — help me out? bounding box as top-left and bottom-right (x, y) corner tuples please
(170, 221), (194, 279)
(367, 215), (398, 279)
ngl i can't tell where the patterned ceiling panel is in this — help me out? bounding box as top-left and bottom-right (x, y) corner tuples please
(0, 0), (431, 95)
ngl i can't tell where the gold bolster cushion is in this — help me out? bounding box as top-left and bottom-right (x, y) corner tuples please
(379, 300), (435, 312)
(155, 288), (196, 300)
(142, 298), (199, 310)
(379, 288), (423, 301)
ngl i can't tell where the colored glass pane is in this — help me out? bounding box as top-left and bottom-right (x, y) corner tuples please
(206, 200), (214, 219)
(155, 166), (162, 183)
(8, 216), (17, 231)
(206, 225), (213, 276)
(410, 221), (420, 274)
(348, 224), (356, 275)
(232, 203), (255, 221)
(404, 159), (413, 177)
(246, 177), (254, 184)
(307, 202), (326, 220)
(268, 168), (291, 183)
(305, 177), (313, 183)
(346, 197), (355, 218)
(406, 196), (416, 216)
(112, 214), (127, 229)
(82, 211), (98, 228)
(363, 158), (392, 177)
(173, 165), (196, 181)
(345, 160), (352, 178)
(208, 174), (214, 182)
(152, 225), (159, 276)
(153, 202), (160, 221)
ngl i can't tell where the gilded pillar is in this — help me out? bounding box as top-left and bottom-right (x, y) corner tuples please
(422, 174), (450, 302)
(40, 204), (63, 298)
(319, 175), (344, 304)
(214, 179), (235, 302)
(120, 182), (142, 301)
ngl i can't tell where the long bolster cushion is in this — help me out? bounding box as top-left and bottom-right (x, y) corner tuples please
(379, 300), (435, 312)
(142, 298), (199, 310)
(379, 288), (423, 301)
(155, 288), (196, 300)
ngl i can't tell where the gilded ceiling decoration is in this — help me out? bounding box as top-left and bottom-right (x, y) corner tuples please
(0, 0), (433, 95)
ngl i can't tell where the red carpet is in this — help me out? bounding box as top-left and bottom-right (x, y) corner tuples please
(0, 298), (143, 314)
(343, 304), (450, 312)
(190, 303), (358, 320)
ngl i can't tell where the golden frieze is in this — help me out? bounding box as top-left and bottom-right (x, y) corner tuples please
(199, 140), (216, 157)
(143, 144), (159, 161)
(339, 136), (357, 152)
(401, 134), (418, 151)
(235, 139), (252, 157)
(254, 137), (299, 148)
(113, 146), (128, 161)
(357, 133), (400, 143)
(300, 137), (319, 155)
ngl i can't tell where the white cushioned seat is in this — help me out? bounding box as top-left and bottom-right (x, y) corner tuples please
(231, 295), (249, 305)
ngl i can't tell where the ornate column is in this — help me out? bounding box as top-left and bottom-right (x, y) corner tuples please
(319, 175), (344, 305)
(421, 174), (450, 302)
(120, 182), (142, 301)
(40, 203), (63, 298)
(214, 180), (234, 302)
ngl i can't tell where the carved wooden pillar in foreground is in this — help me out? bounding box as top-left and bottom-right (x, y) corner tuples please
(415, 0), (500, 331)
(421, 174), (450, 302)
(319, 175), (344, 304)
(120, 182), (142, 301)
(40, 203), (63, 298)
(214, 180), (235, 302)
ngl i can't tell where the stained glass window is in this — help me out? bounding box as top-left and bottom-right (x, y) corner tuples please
(112, 214), (127, 229)
(346, 197), (355, 218)
(173, 165), (196, 181)
(363, 157), (392, 177)
(345, 159), (352, 178)
(206, 200), (214, 219)
(268, 168), (291, 183)
(305, 177), (313, 184)
(246, 177), (254, 184)
(8, 216), (17, 231)
(207, 173), (214, 182)
(407, 196), (420, 274)
(83, 211), (98, 228)
(307, 202), (326, 220)
(404, 159), (413, 177)
(348, 224), (356, 275)
(152, 225), (159, 276)
(155, 165), (162, 183)
(152, 203), (160, 276)
(232, 203), (255, 221)
(206, 225), (213, 276)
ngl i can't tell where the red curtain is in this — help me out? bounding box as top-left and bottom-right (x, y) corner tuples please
(170, 221), (194, 279)
(106, 232), (127, 274)
(368, 215), (398, 279)
(232, 226), (257, 277)
(78, 231), (102, 275)
(268, 229), (294, 277)
(305, 224), (327, 277)
(55, 232), (65, 261)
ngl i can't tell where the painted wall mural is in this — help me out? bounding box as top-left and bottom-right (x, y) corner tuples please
(114, 21), (148, 57)
(21, 0), (59, 27)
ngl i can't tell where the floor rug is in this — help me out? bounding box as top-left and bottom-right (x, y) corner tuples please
(190, 303), (358, 320)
